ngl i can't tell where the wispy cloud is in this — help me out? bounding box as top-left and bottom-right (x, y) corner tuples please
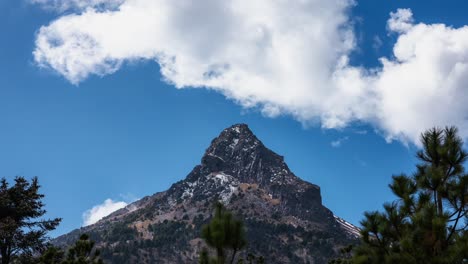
(354, 157), (368, 167)
(331, 136), (349, 148)
(82, 199), (128, 226)
(31, 2), (468, 145)
(372, 35), (383, 51)
(119, 193), (139, 203)
(354, 130), (368, 135)
(30, 0), (124, 11)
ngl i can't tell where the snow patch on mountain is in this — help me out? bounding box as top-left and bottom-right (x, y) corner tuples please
(334, 215), (361, 238)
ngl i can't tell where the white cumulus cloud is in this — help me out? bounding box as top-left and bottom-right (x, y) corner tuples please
(82, 198), (127, 226)
(32, 1), (468, 145)
(33, 0), (366, 123)
(375, 9), (468, 143)
(387, 8), (414, 33)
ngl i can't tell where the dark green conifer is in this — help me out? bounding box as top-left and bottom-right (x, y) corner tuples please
(200, 202), (246, 264)
(0, 176), (61, 264)
(353, 127), (468, 264)
(199, 248), (213, 264)
(62, 234), (103, 264)
(37, 246), (65, 264)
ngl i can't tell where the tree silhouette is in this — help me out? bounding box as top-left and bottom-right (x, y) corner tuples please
(37, 245), (65, 264)
(33, 234), (104, 264)
(62, 234), (103, 264)
(353, 127), (468, 263)
(200, 202), (246, 264)
(0, 176), (61, 264)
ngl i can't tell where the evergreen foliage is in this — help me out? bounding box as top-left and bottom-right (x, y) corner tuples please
(200, 202), (247, 264)
(0, 176), (61, 264)
(199, 203), (266, 264)
(36, 234), (103, 264)
(352, 127), (468, 264)
(328, 245), (353, 264)
(61, 234), (103, 264)
(37, 245), (64, 264)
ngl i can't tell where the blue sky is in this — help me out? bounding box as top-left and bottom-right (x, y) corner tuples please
(1, 0), (468, 237)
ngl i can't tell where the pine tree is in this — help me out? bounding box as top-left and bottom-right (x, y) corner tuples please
(200, 202), (247, 264)
(32, 234), (104, 264)
(353, 127), (468, 264)
(328, 245), (353, 264)
(199, 248), (213, 264)
(0, 176), (61, 264)
(62, 234), (103, 264)
(37, 245), (65, 264)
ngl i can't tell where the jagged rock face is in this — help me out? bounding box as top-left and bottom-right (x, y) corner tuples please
(54, 124), (359, 264)
(173, 124), (326, 222)
(202, 124), (300, 186)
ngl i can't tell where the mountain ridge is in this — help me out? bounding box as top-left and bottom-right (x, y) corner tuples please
(54, 124), (360, 264)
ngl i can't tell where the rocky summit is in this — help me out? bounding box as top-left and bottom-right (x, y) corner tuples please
(54, 124), (360, 264)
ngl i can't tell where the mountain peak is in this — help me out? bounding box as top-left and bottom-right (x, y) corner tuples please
(54, 124), (360, 264)
(206, 123), (260, 153)
(195, 124), (322, 203)
(201, 124), (273, 181)
(226, 123), (252, 134)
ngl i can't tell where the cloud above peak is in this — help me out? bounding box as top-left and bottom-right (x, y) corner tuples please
(33, 1), (468, 145)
